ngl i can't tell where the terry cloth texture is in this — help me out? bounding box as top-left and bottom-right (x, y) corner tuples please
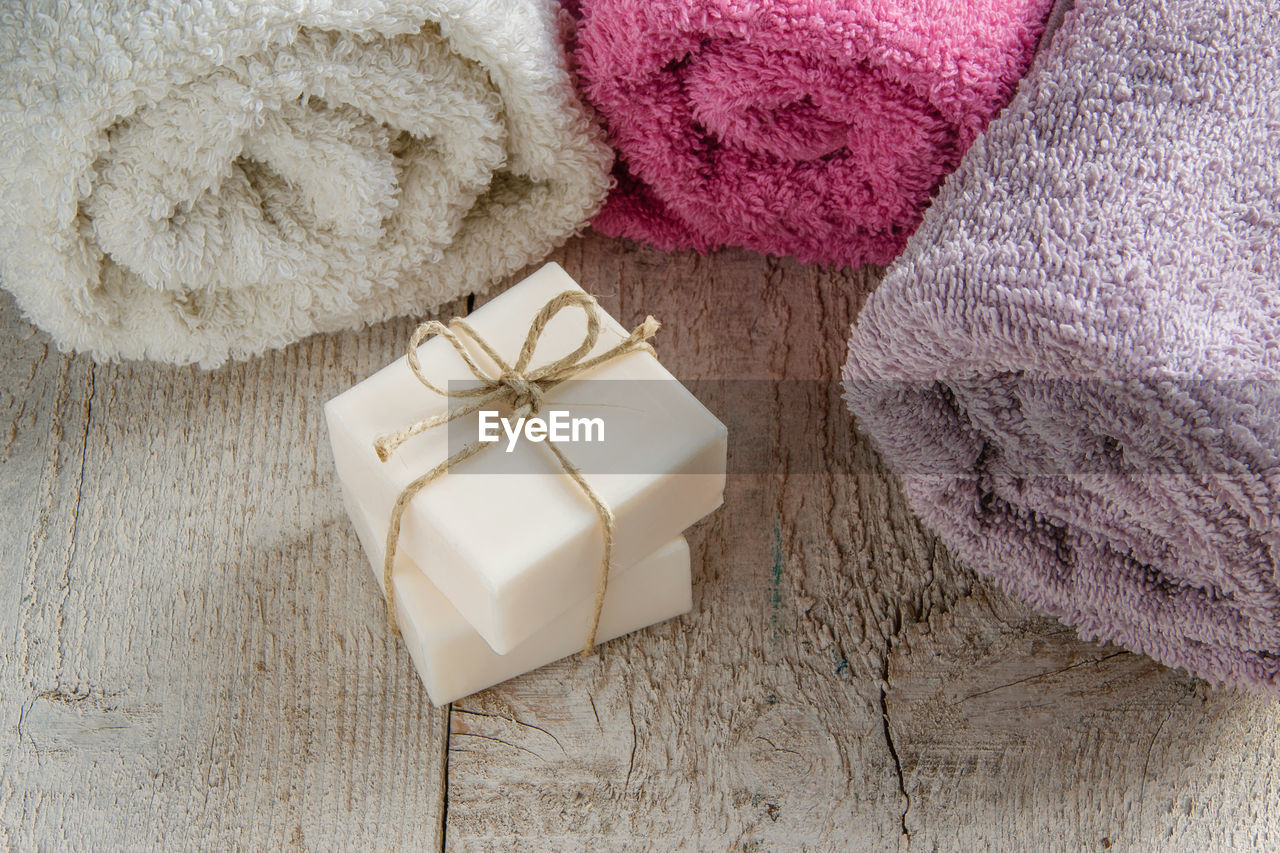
(574, 0), (1054, 268)
(0, 1), (612, 366)
(842, 0), (1280, 692)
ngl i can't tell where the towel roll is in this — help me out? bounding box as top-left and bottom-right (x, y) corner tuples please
(0, 0), (611, 366)
(843, 0), (1280, 692)
(574, 0), (1054, 267)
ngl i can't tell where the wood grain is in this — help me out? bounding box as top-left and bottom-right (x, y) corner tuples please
(885, 586), (1280, 852)
(0, 290), (454, 849)
(3, 231), (1278, 851)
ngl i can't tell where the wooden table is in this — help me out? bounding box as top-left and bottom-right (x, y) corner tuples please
(2, 235), (1277, 851)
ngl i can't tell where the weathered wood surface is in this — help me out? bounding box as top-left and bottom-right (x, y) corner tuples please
(2, 233), (1278, 851)
(0, 286), (454, 849)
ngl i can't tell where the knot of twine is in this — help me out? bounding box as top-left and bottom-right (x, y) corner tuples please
(374, 290), (661, 656)
(495, 370), (544, 419)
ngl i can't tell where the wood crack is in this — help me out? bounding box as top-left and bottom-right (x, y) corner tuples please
(1134, 683), (1193, 821)
(452, 731), (546, 764)
(451, 707), (566, 754)
(439, 704), (451, 853)
(880, 655), (911, 847)
(51, 363), (95, 679)
(755, 735), (801, 758)
(624, 699), (638, 793)
(954, 651), (1127, 703)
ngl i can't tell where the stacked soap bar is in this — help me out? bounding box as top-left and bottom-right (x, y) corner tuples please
(325, 263), (727, 705)
(340, 481), (692, 705)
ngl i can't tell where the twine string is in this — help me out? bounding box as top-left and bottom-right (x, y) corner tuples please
(373, 290), (659, 656)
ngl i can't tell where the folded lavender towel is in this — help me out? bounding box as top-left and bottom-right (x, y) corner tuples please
(842, 0), (1280, 692)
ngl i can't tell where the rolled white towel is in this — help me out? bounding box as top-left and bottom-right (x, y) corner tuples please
(0, 0), (612, 366)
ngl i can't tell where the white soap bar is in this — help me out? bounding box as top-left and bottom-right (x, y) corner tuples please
(325, 262), (726, 653)
(340, 481), (692, 706)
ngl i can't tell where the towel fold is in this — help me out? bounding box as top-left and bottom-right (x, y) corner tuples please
(0, 0), (611, 366)
(574, 0), (1054, 267)
(843, 0), (1280, 692)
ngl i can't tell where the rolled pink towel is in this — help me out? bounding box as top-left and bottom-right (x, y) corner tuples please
(574, 0), (1054, 267)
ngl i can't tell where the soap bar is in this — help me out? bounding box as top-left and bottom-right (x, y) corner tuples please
(325, 262), (726, 653)
(340, 481), (692, 705)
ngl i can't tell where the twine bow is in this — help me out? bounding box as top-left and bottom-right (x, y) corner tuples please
(374, 290), (661, 656)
